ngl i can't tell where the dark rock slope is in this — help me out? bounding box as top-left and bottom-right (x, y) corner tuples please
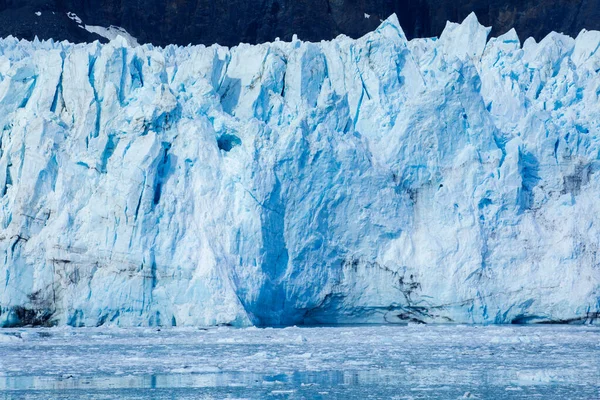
(0, 0), (598, 47)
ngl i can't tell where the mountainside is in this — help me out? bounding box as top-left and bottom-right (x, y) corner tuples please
(1, 14), (599, 327)
(1, 0), (600, 46)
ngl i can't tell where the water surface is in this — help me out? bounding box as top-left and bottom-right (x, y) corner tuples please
(0, 325), (598, 399)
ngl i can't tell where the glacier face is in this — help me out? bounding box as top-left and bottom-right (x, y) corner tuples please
(0, 13), (599, 327)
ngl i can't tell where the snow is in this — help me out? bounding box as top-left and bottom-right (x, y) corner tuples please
(0, 13), (599, 328)
(66, 12), (82, 25)
(35, 12), (41, 17)
(0, 326), (598, 398)
(65, 11), (138, 47)
(83, 25), (139, 47)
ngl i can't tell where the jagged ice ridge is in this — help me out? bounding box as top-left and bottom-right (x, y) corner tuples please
(0, 13), (599, 327)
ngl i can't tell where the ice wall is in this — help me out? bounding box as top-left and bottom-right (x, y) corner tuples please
(0, 14), (599, 327)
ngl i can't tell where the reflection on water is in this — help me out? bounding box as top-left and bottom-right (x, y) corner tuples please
(2, 369), (599, 399)
(0, 325), (598, 399)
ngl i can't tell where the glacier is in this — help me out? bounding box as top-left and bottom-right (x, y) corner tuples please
(0, 13), (599, 327)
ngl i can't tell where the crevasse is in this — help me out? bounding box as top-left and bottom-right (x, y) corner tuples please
(0, 14), (599, 327)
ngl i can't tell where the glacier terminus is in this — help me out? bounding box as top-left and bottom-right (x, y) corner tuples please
(0, 13), (599, 327)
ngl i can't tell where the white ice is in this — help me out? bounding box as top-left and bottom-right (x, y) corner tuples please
(0, 13), (599, 327)
(83, 25), (139, 48)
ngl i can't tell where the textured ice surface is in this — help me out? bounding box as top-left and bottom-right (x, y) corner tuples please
(83, 25), (139, 48)
(0, 326), (599, 399)
(0, 13), (599, 327)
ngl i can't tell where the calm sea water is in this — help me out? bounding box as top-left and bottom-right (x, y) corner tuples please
(0, 325), (598, 399)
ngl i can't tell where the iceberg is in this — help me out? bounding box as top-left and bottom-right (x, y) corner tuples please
(0, 14), (598, 327)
